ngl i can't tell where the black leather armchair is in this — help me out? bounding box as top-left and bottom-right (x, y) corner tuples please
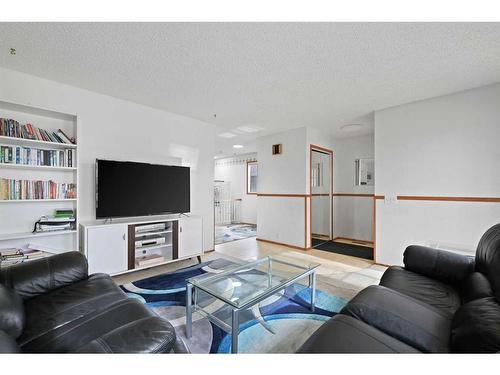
(0, 251), (176, 353)
(299, 223), (500, 353)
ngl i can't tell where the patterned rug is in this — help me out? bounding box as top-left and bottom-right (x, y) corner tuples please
(121, 258), (348, 353)
(215, 224), (257, 245)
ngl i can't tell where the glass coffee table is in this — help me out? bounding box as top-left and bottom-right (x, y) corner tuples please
(185, 256), (319, 353)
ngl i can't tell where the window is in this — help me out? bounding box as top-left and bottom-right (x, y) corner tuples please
(247, 161), (258, 194)
(311, 162), (323, 187)
(355, 158), (374, 186)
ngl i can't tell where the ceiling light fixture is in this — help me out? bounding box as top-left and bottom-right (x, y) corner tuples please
(10, 48), (16, 55)
(218, 132), (237, 139)
(233, 144), (244, 149)
(340, 124), (363, 132)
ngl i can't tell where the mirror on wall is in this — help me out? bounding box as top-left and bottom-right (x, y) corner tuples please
(355, 158), (374, 186)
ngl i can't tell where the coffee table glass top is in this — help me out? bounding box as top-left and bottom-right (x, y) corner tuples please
(187, 256), (319, 308)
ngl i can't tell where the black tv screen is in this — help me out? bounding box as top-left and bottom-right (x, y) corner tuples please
(96, 159), (190, 218)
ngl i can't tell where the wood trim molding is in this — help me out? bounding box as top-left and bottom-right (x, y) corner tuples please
(256, 237), (311, 251)
(257, 193), (310, 197)
(397, 195), (500, 203)
(333, 193), (374, 197)
(333, 236), (374, 245)
(374, 195), (385, 199)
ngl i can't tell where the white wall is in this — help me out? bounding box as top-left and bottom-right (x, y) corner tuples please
(0, 67), (215, 252)
(257, 127), (308, 248)
(375, 83), (500, 265)
(331, 134), (374, 241)
(214, 154), (257, 224)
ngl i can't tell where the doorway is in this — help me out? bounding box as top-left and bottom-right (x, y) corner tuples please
(310, 146), (333, 245)
(213, 155), (258, 246)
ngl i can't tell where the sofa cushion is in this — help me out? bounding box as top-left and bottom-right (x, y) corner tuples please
(451, 297), (500, 353)
(0, 284), (25, 338)
(0, 330), (20, 353)
(298, 314), (420, 353)
(460, 272), (494, 304)
(340, 285), (452, 353)
(21, 299), (175, 353)
(380, 266), (460, 316)
(18, 273), (127, 349)
(475, 223), (500, 301)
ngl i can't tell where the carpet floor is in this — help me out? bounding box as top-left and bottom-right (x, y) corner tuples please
(215, 223), (257, 245)
(312, 239), (374, 260)
(120, 258), (347, 353)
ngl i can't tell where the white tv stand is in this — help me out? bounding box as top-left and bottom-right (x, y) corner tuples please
(80, 214), (202, 275)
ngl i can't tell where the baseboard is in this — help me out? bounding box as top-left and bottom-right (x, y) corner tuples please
(333, 236), (374, 245)
(256, 238), (310, 251)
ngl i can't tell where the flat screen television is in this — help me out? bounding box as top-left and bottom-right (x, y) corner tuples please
(95, 159), (190, 219)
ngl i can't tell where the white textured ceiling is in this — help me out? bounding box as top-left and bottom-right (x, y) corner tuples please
(1, 23), (500, 157)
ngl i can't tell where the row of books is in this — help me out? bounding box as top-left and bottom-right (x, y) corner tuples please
(0, 178), (77, 200)
(0, 144), (76, 167)
(0, 247), (47, 267)
(0, 118), (76, 145)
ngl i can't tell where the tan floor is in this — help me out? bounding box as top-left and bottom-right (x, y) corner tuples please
(113, 237), (386, 301)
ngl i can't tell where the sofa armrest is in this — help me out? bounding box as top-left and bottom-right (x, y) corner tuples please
(0, 330), (20, 353)
(0, 251), (88, 300)
(75, 316), (176, 353)
(403, 245), (474, 285)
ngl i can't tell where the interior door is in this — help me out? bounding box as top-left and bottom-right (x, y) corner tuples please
(178, 217), (203, 258)
(87, 224), (128, 274)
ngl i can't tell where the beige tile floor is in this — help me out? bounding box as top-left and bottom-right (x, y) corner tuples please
(113, 237), (386, 301)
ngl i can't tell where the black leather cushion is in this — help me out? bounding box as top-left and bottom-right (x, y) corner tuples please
(340, 285), (452, 353)
(18, 273), (127, 349)
(0, 251), (88, 300)
(380, 266), (461, 316)
(475, 223), (500, 300)
(0, 284), (25, 338)
(451, 297), (500, 353)
(22, 299), (175, 353)
(460, 272), (494, 304)
(298, 315), (420, 353)
(0, 330), (20, 353)
(403, 245), (474, 285)
(75, 315), (176, 353)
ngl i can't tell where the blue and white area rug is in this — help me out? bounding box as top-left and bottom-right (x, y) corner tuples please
(215, 224), (257, 245)
(121, 258), (347, 353)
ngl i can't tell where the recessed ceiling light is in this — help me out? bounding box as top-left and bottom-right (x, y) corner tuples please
(218, 132), (236, 139)
(233, 144), (244, 149)
(236, 125), (265, 133)
(340, 124), (363, 132)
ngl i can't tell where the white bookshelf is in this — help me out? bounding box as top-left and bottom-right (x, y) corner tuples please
(0, 100), (78, 254)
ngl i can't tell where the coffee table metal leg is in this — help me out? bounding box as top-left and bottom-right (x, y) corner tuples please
(231, 309), (239, 353)
(186, 283), (193, 338)
(310, 271), (316, 312)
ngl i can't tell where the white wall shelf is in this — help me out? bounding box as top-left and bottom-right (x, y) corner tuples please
(0, 135), (77, 149)
(0, 100), (78, 253)
(0, 230), (77, 242)
(0, 198), (77, 203)
(0, 163), (77, 172)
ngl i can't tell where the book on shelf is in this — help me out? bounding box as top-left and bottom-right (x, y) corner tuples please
(0, 144), (76, 167)
(0, 118), (76, 145)
(0, 247), (48, 267)
(0, 178), (76, 200)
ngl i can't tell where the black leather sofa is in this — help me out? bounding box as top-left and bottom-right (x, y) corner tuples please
(299, 223), (500, 353)
(0, 251), (176, 353)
